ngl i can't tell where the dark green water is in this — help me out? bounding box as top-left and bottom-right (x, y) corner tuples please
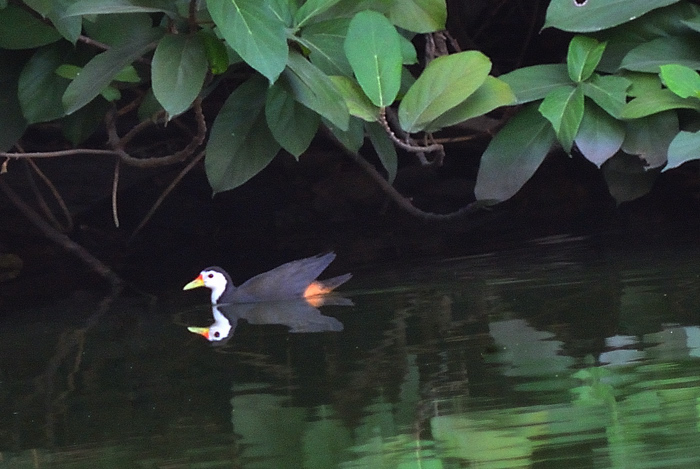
(2, 236), (700, 468)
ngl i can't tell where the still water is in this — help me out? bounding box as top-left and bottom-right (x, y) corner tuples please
(2, 236), (700, 468)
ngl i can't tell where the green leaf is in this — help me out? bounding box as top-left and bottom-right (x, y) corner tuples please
(659, 64), (700, 99)
(328, 75), (379, 122)
(621, 36), (700, 73)
(0, 51), (28, 150)
(62, 27), (162, 114)
(265, 82), (320, 157)
(18, 43), (71, 123)
(475, 103), (556, 203)
(424, 76), (516, 132)
(284, 50), (349, 130)
(55, 64), (82, 80)
(300, 18), (353, 76)
(664, 130), (700, 171)
(366, 121), (397, 182)
(387, 0), (446, 33)
(499, 64), (571, 104)
(575, 102), (624, 167)
(567, 36), (606, 82)
(63, 0), (177, 16)
(621, 71), (662, 97)
(324, 116), (364, 153)
(622, 111), (678, 168)
(580, 74), (630, 118)
(0, 5), (62, 49)
(602, 153), (659, 204)
(543, 0), (680, 33)
(82, 12), (153, 47)
(398, 51), (491, 133)
(199, 29), (230, 75)
(344, 10), (402, 107)
(152, 34), (208, 118)
(44, 0), (82, 44)
(538, 85), (585, 153)
(621, 88), (700, 119)
(113, 65), (140, 83)
(61, 96), (110, 145)
(295, 0), (343, 28)
(207, 0), (288, 83)
(206, 76), (281, 193)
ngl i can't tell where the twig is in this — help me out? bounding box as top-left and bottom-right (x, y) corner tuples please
(323, 127), (479, 221)
(106, 98), (207, 168)
(0, 149), (121, 159)
(112, 157), (121, 228)
(0, 177), (123, 287)
(378, 108), (445, 155)
(26, 159), (74, 232)
(129, 149), (206, 241)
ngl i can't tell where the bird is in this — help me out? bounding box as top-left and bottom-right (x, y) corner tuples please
(183, 252), (351, 305)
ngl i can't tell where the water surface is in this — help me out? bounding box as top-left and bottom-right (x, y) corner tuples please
(2, 237), (700, 468)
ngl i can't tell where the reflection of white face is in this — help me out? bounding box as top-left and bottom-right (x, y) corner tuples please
(199, 269), (229, 304)
(207, 307), (232, 341)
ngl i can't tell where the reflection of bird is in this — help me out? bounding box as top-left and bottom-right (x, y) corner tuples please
(183, 252), (351, 305)
(187, 299), (347, 342)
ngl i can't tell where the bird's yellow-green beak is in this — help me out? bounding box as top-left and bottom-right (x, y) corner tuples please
(183, 274), (204, 290)
(187, 326), (210, 339)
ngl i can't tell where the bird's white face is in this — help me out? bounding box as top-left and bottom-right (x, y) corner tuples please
(183, 269), (229, 304)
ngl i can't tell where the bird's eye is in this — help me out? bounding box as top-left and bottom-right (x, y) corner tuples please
(207, 273), (214, 279)
(214, 331), (220, 338)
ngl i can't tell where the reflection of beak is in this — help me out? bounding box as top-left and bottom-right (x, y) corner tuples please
(187, 326), (210, 339)
(183, 275), (204, 290)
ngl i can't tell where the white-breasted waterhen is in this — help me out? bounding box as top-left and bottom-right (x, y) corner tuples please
(183, 252), (351, 305)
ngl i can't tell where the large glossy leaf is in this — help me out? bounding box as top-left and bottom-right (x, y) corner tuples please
(62, 0), (177, 16)
(621, 88), (700, 119)
(575, 102), (624, 168)
(496, 64), (570, 104)
(284, 50), (349, 130)
(366, 121), (397, 182)
(344, 10), (402, 108)
(324, 116), (364, 153)
(0, 5), (62, 49)
(424, 76), (515, 132)
(82, 12), (153, 47)
(544, 0), (680, 33)
(206, 76), (281, 193)
(387, 0), (446, 33)
(398, 51), (491, 133)
(18, 43), (71, 123)
(207, 0), (288, 83)
(40, 0), (82, 44)
(659, 64), (700, 99)
(538, 85), (584, 153)
(567, 36), (606, 82)
(602, 153), (659, 204)
(61, 97), (110, 145)
(151, 34), (208, 118)
(580, 74), (630, 118)
(265, 82), (320, 157)
(328, 75), (380, 122)
(0, 51), (27, 150)
(620, 36), (700, 72)
(664, 130), (700, 171)
(300, 18), (352, 76)
(621, 111), (678, 168)
(295, 0), (343, 28)
(63, 27), (162, 115)
(475, 103), (556, 203)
